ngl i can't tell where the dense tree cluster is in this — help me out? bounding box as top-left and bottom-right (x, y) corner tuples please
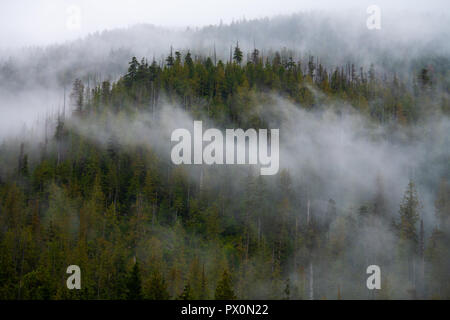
(0, 47), (449, 299)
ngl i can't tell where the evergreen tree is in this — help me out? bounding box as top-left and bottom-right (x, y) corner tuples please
(71, 79), (84, 114)
(233, 43), (243, 64)
(283, 278), (290, 300)
(435, 179), (450, 231)
(145, 270), (170, 300)
(397, 180), (421, 288)
(179, 283), (193, 300)
(398, 180), (420, 252)
(214, 270), (236, 300)
(126, 261), (143, 300)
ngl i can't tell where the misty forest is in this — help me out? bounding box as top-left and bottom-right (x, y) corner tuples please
(0, 12), (449, 300)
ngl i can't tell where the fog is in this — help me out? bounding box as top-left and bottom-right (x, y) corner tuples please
(1, 0), (447, 48)
(1, 2), (449, 223)
(0, 1), (449, 299)
(1, 4), (449, 140)
(42, 92), (446, 298)
(60, 93), (448, 228)
(1, 1), (448, 217)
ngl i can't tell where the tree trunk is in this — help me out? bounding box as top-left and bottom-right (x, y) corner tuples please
(309, 261), (314, 300)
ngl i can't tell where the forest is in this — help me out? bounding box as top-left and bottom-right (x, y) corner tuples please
(0, 42), (449, 300)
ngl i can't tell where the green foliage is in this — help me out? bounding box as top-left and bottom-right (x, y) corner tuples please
(179, 283), (193, 300)
(214, 270), (236, 300)
(126, 262), (143, 300)
(398, 181), (420, 254)
(145, 270), (170, 300)
(233, 44), (243, 64)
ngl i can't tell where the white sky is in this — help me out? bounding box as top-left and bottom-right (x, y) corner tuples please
(0, 0), (447, 48)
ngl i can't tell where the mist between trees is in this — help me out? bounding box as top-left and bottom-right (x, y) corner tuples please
(0, 18), (449, 299)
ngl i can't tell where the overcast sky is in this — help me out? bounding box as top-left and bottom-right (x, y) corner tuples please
(0, 0), (448, 48)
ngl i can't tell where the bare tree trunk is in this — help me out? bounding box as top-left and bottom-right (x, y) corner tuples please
(307, 193), (314, 300)
(271, 246), (275, 273)
(418, 219), (425, 298)
(258, 217), (261, 247)
(199, 167), (204, 191)
(306, 198), (311, 224)
(294, 216), (298, 270)
(309, 261), (314, 300)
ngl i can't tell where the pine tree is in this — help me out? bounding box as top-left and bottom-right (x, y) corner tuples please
(179, 283), (193, 300)
(145, 270), (170, 300)
(435, 179), (450, 231)
(126, 261), (143, 300)
(373, 174), (387, 221)
(166, 47), (174, 67)
(418, 68), (431, 89)
(214, 270), (236, 300)
(283, 278), (290, 300)
(233, 43), (243, 65)
(125, 57), (139, 87)
(70, 79), (84, 114)
(398, 180), (421, 288)
(398, 181), (420, 252)
(200, 264), (209, 299)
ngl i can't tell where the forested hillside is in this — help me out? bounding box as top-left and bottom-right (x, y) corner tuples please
(0, 45), (449, 299)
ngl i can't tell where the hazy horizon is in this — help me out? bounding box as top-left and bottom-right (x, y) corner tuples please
(1, 0), (448, 48)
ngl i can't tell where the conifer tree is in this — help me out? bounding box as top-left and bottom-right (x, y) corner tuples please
(214, 270), (236, 300)
(233, 43), (243, 65)
(179, 283), (193, 300)
(398, 181), (420, 253)
(126, 261), (143, 300)
(146, 270), (170, 300)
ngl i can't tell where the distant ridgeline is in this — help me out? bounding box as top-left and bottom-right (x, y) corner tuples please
(69, 46), (449, 128)
(0, 47), (449, 300)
